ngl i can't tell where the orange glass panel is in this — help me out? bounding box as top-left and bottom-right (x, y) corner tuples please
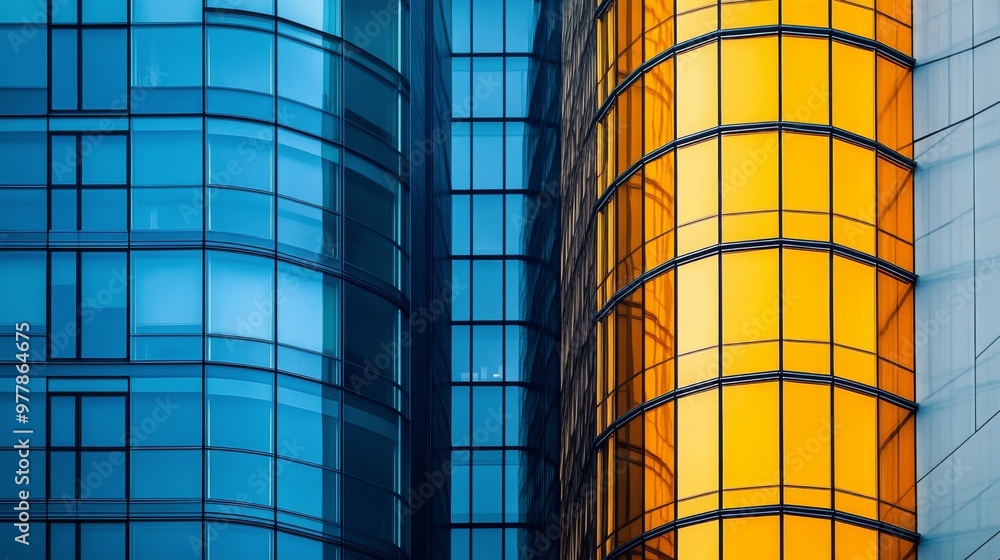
(785, 516), (832, 560)
(678, 256), (718, 354)
(833, 255), (875, 353)
(722, 249), (779, 344)
(834, 388), (877, 499)
(645, 0), (675, 59)
(782, 132), (830, 242)
(879, 400), (916, 531)
(645, 401), (675, 527)
(678, 346), (719, 387)
(721, 0), (778, 29)
(833, 139), (876, 251)
(677, 0), (715, 12)
(644, 270), (675, 369)
(677, 137), (719, 226)
(721, 36), (778, 124)
(723, 382), (779, 496)
(678, 388), (719, 501)
(678, 520), (719, 558)
(722, 132), (779, 215)
(833, 0), (874, 38)
(783, 381), (832, 495)
(878, 271), (915, 370)
(723, 516), (779, 560)
(783, 248), (830, 344)
(783, 0), (829, 27)
(877, 13), (913, 56)
(833, 42), (875, 139)
(677, 217), (718, 257)
(877, 55), (913, 157)
(677, 6), (718, 44)
(835, 522), (877, 560)
(645, 152), (676, 269)
(782, 37), (829, 125)
(645, 59), (675, 154)
(646, 531), (677, 558)
(618, 81), (644, 177)
(677, 42), (719, 137)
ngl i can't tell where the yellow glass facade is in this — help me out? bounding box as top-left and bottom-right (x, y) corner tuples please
(594, 0), (917, 557)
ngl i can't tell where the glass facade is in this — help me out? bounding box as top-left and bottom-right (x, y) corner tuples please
(0, 0), (411, 558)
(587, 0), (917, 558)
(447, 0), (562, 558)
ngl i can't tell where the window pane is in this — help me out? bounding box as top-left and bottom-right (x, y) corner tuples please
(472, 388), (502, 447)
(81, 135), (127, 184)
(722, 250), (779, 345)
(131, 187), (203, 231)
(278, 532), (341, 559)
(472, 451), (503, 522)
(278, 36), (340, 116)
(0, 127), (45, 185)
(207, 188), (274, 242)
(277, 264), (340, 357)
(677, 255), (718, 354)
(277, 129), (340, 209)
(723, 382), (778, 494)
(50, 452), (76, 499)
(343, 285), (399, 378)
(344, 395), (397, 489)
(132, 26), (202, 87)
(80, 451), (126, 499)
(471, 325), (502, 381)
(132, 118), (203, 185)
(51, 29), (78, 110)
(277, 459), (339, 521)
(50, 396), (77, 447)
(207, 450), (272, 506)
(279, 0), (340, 35)
(82, 0), (126, 22)
(83, 29), (127, 110)
(677, 42), (719, 136)
(81, 189), (127, 231)
(472, 57), (503, 117)
(833, 42), (875, 139)
(505, 0), (538, 52)
(344, 0), (398, 66)
(277, 199), (340, 260)
(131, 375), (202, 447)
(131, 0), (202, 22)
(678, 389), (719, 500)
(472, 122), (502, 189)
(472, 260), (502, 320)
(345, 62), (399, 148)
(207, 367), (273, 452)
(0, 189), (45, 230)
(207, 251), (274, 340)
(80, 524), (126, 560)
(132, 251), (203, 334)
(208, 0), (273, 14)
(207, 26), (274, 94)
(346, 153), (398, 241)
(207, 520), (273, 560)
(81, 396), (126, 447)
(80, 252), (127, 358)
(505, 57), (529, 117)
(343, 477), (396, 544)
(278, 377), (339, 467)
(131, 522), (203, 560)
(472, 0), (502, 52)
(0, 23), (47, 114)
(207, 119), (275, 192)
(50, 524), (76, 559)
(834, 388), (877, 497)
(131, 450), (202, 498)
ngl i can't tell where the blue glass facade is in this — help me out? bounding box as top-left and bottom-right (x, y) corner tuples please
(0, 0), (414, 558)
(447, 0), (561, 558)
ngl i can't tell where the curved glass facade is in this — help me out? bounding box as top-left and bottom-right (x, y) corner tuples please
(0, 0), (409, 558)
(591, 0), (917, 558)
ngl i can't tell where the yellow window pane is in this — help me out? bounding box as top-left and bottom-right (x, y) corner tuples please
(677, 137), (719, 225)
(645, 59), (675, 154)
(678, 255), (719, 353)
(783, 0), (829, 27)
(783, 381), (831, 490)
(645, 401), (675, 516)
(645, 0), (675, 58)
(678, 520), (719, 559)
(724, 516), (779, 560)
(782, 37), (829, 124)
(678, 0), (715, 13)
(833, 255), (875, 351)
(877, 55), (913, 157)
(721, 36), (778, 124)
(782, 132), (830, 213)
(723, 340), (779, 376)
(722, 132), (779, 214)
(723, 382), (779, 491)
(722, 249), (779, 343)
(834, 345), (876, 386)
(677, 217), (718, 257)
(784, 340), (831, 375)
(677, 5), (719, 44)
(721, 0), (778, 28)
(833, 0), (874, 38)
(645, 151), (675, 243)
(677, 42), (719, 137)
(832, 42), (875, 138)
(835, 522), (877, 560)
(877, 12), (913, 56)
(833, 139), (875, 223)
(722, 212), (779, 243)
(834, 388), (877, 498)
(678, 389), (719, 500)
(644, 270), (675, 369)
(785, 516), (831, 560)
(678, 347), (719, 387)
(783, 248), (830, 343)
(617, 81), (644, 177)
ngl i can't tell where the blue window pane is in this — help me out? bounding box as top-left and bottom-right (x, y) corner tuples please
(277, 199), (339, 260)
(132, 251), (203, 335)
(52, 0), (78, 23)
(453, 325), (470, 381)
(506, 57), (529, 117)
(50, 451), (76, 499)
(345, 62), (399, 149)
(208, 188), (274, 242)
(207, 119), (275, 192)
(278, 376), (339, 467)
(80, 451), (126, 499)
(82, 135), (127, 184)
(452, 58), (470, 117)
(505, 259), (524, 321)
(473, 122), (503, 189)
(0, 189), (45, 230)
(343, 395), (398, 489)
(505, 123), (526, 190)
(344, 221), (397, 285)
(505, 325), (525, 380)
(132, 0), (202, 22)
(278, 532), (341, 560)
(0, 1), (36, 22)
(81, 396), (126, 447)
(346, 154), (398, 241)
(80, 252), (127, 358)
(277, 130), (340, 210)
(81, 189), (128, 231)
(50, 252), (77, 358)
(207, 450), (272, 506)
(473, 260), (503, 320)
(471, 528), (503, 560)
(50, 524), (76, 559)
(0, 24), (47, 114)
(208, 523), (273, 560)
(277, 459), (339, 521)
(505, 194), (526, 254)
(207, 0), (274, 14)
(472, 0), (502, 52)
(207, 27), (274, 94)
(51, 189), (77, 231)
(278, 36), (339, 115)
(82, 0), (126, 22)
(81, 524), (126, 560)
(452, 260), (470, 320)
(343, 477), (396, 544)
(51, 135), (77, 185)
(505, 386), (524, 445)
(452, 386), (470, 444)
(132, 118), (203, 185)
(131, 522), (202, 560)
(451, 453), (470, 522)
(472, 57), (503, 118)
(472, 451), (503, 522)
(207, 251), (274, 340)
(278, 264), (340, 358)
(51, 29), (79, 110)
(343, 285), (399, 379)
(207, 366), (274, 452)
(278, 0), (340, 35)
(131, 187), (203, 231)
(452, 528), (470, 558)
(50, 396), (77, 447)
(452, 0), (470, 53)
(0, 127), (45, 185)
(132, 26), (203, 84)
(472, 195), (503, 255)
(452, 195), (471, 255)
(344, 0), (399, 67)
(505, 0), (539, 53)
(131, 375), (202, 447)
(452, 122), (471, 189)
(472, 387), (502, 447)
(132, 450), (202, 498)
(0, 252), (46, 331)
(82, 29), (128, 109)
(504, 451), (523, 522)
(472, 326), (502, 381)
